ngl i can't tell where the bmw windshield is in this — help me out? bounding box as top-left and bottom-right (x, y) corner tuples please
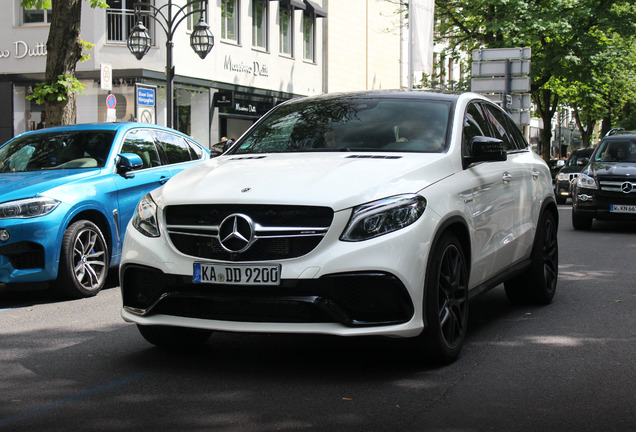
(0, 130), (115, 172)
(231, 96), (452, 155)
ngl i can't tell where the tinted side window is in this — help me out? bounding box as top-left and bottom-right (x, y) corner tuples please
(121, 129), (162, 169)
(483, 103), (517, 151)
(153, 131), (192, 164)
(186, 139), (204, 160)
(463, 102), (490, 155)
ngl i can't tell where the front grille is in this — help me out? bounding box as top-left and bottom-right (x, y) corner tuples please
(598, 177), (636, 194)
(121, 265), (414, 326)
(165, 204), (334, 261)
(0, 242), (45, 269)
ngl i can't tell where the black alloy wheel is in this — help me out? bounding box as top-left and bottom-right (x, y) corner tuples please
(505, 211), (558, 304)
(420, 232), (469, 364)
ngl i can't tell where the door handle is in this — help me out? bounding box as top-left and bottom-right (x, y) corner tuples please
(502, 172), (512, 183)
(159, 176), (170, 184)
(531, 169), (540, 180)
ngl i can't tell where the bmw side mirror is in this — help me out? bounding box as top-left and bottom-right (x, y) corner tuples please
(116, 153), (144, 178)
(464, 136), (507, 167)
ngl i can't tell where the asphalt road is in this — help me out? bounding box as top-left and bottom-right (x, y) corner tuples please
(1, 205), (635, 432)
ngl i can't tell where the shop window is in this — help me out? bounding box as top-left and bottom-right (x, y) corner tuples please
(106, 0), (153, 44)
(221, 0), (239, 43)
(279, 4), (293, 56)
(252, 0), (268, 50)
(302, 11), (315, 62)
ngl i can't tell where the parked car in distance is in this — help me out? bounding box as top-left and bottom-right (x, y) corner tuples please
(548, 158), (565, 189)
(571, 131), (636, 229)
(120, 91), (558, 364)
(0, 123), (209, 298)
(555, 148), (594, 204)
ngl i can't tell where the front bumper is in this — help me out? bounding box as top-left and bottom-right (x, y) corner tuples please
(120, 206), (433, 337)
(0, 217), (61, 284)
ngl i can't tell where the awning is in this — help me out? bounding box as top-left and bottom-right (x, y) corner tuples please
(303, 0), (327, 17)
(271, 0), (306, 10)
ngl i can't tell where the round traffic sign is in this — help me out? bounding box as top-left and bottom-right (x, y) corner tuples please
(106, 94), (117, 109)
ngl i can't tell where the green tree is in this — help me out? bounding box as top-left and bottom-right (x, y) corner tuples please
(20, 0), (108, 127)
(434, 0), (636, 156)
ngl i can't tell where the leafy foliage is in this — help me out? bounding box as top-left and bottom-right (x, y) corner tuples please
(27, 75), (86, 104)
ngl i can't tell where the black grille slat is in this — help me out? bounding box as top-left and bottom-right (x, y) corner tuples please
(165, 205), (333, 261)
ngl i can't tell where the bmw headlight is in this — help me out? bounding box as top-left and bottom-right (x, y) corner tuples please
(132, 193), (160, 237)
(341, 194), (427, 242)
(556, 173), (570, 181)
(0, 197), (60, 219)
(575, 173), (598, 190)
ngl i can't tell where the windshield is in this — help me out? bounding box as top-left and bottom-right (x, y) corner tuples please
(232, 97), (452, 155)
(593, 138), (636, 163)
(0, 130), (115, 172)
(567, 150), (592, 167)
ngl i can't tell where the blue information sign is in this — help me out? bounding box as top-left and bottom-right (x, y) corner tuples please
(137, 88), (155, 106)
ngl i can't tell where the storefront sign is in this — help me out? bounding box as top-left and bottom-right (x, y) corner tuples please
(223, 56), (269, 77)
(0, 41), (47, 60)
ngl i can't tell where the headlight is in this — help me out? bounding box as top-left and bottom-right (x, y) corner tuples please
(0, 197), (60, 219)
(575, 173), (598, 190)
(341, 194), (427, 241)
(556, 173), (570, 181)
(131, 193), (160, 237)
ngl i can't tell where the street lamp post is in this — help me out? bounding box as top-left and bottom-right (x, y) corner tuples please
(127, 0), (214, 129)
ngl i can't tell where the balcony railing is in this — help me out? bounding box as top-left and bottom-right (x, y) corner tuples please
(106, 8), (154, 44)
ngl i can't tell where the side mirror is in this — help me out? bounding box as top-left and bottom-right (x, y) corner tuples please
(577, 157), (589, 166)
(464, 136), (507, 167)
(116, 153), (144, 178)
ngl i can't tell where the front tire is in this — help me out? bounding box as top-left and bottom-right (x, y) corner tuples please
(420, 232), (469, 364)
(137, 325), (212, 349)
(504, 211), (558, 305)
(572, 211), (593, 230)
(54, 220), (109, 299)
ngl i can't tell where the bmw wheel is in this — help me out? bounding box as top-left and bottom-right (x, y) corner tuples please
(54, 220), (109, 299)
(505, 211), (558, 304)
(420, 232), (469, 364)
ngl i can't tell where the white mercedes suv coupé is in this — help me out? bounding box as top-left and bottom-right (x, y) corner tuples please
(120, 91), (558, 364)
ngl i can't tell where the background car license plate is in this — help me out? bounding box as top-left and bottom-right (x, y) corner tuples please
(610, 204), (636, 213)
(193, 263), (281, 285)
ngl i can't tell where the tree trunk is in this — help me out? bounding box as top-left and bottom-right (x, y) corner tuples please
(44, 0), (83, 127)
(533, 88), (558, 161)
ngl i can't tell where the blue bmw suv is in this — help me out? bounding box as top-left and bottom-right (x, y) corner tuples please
(0, 123), (209, 298)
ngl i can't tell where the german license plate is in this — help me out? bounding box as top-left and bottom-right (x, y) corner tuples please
(193, 262), (281, 285)
(610, 204), (636, 213)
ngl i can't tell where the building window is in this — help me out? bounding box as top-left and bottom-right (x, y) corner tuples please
(302, 12), (315, 62)
(20, 2), (52, 25)
(252, 0), (268, 50)
(106, 0), (153, 44)
(222, 0), (239, 43)
(187, 0), (204, 31)
(279, 4), (293, 56)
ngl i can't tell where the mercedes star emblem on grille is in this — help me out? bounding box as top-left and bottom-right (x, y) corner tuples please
(621, 182), (633, 193)
(218, 214), (255, 253)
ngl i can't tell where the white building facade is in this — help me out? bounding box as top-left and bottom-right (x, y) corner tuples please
(0, 0), (328, 148)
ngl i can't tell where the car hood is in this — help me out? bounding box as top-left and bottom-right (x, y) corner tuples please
(589, 162), (636, 177)
(158, 153), (453, 211)
(0, 170), (101, 202)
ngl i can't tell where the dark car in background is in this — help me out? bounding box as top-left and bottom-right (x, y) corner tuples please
(555, 148), (594, 204)
(571, 132), (636, 229)
(0, 123), (209, 298)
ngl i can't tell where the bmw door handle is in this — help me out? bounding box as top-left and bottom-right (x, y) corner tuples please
(159, 175), (170, 184)
(502, 172), (512, 183)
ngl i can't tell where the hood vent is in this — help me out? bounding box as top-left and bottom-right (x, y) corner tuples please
(346, 155), (402, 160)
